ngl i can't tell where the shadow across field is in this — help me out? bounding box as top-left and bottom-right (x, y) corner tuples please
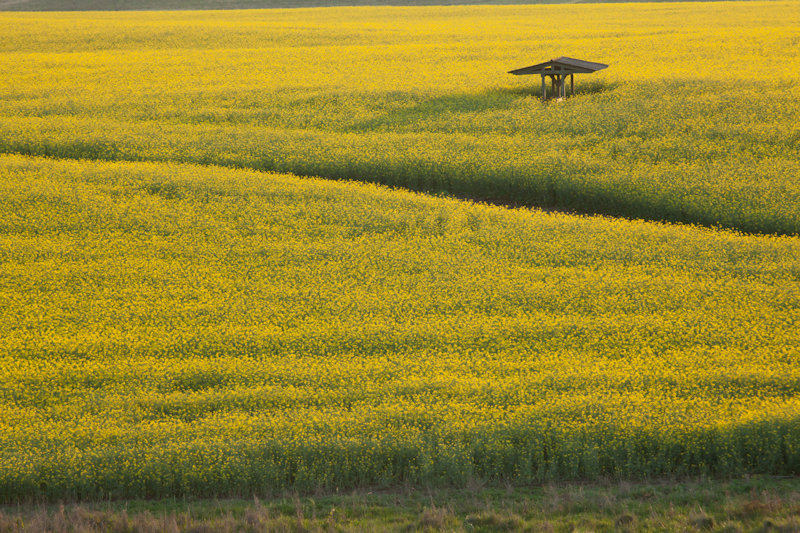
(572, 78), (620, 96)
(347, 82), (617, 131)
(507, 78), (619, 98)
(3, 78), (796, 236)
(346, 89), (519, 132)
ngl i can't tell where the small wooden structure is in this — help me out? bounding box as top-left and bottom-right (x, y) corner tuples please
(508, 57), (608, 101)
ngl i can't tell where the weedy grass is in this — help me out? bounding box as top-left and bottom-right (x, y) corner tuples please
(0, 155), (798, 501)
(1, 2), (799, 234)
(1, 478), (799, 532)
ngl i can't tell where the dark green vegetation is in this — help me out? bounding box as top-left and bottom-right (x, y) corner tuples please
(2, 478), (799, 532)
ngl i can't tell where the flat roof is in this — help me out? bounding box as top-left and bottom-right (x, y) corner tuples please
(509, 57), (609, 75)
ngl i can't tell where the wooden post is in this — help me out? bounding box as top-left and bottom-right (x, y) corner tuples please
(571, 74), (574, 96)
(541, 74), (546, 101)
(551, 76), (556, 98)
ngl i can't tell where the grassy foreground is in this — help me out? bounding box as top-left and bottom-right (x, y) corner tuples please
(1, 3), (799, 234)
(1, 154), (798, 501)
(2, 478), (799, 532)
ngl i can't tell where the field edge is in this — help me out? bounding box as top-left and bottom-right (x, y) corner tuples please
(2, 476), (799, 532)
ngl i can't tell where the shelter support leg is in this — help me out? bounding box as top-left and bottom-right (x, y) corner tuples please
(571, 74), (574, 96)
(542, 74), (546, 101)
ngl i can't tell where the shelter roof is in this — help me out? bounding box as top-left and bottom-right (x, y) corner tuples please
(509, 57), (608, 75)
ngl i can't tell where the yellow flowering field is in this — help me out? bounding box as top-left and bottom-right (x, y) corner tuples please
(0, 154), (798, 500)
(1, 2), (799, 502)
(1, 2), (800, 234)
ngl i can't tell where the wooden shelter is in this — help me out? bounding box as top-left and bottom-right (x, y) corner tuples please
(509, 57), (608, 101)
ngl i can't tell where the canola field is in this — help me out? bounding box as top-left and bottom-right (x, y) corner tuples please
(1, 154), (799, 501)
(1, 2), (800, 235)
(0, 2), (799, 502)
